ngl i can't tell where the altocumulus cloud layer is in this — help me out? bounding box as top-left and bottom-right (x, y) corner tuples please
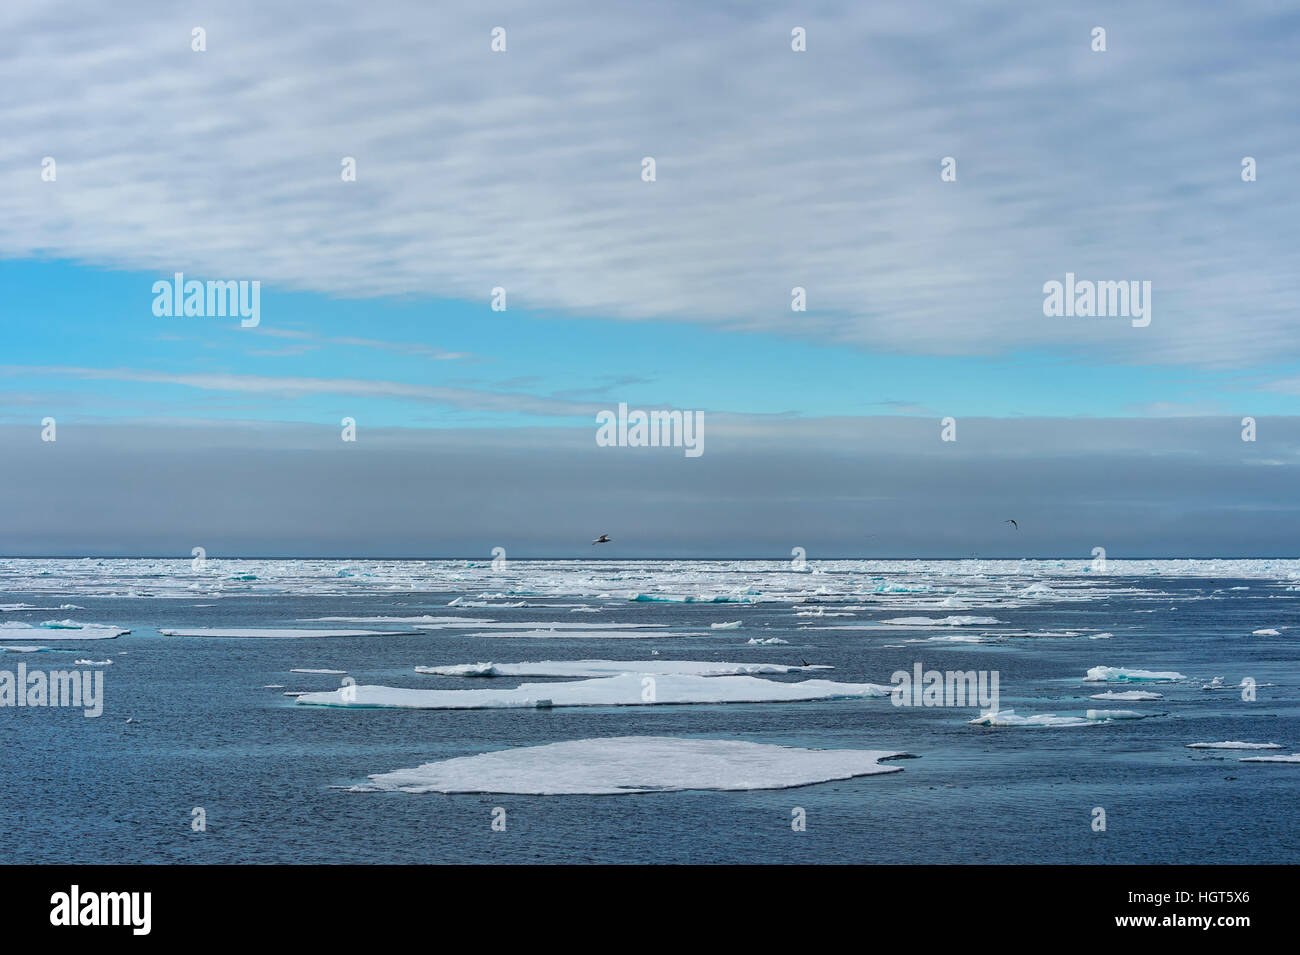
(2, 418), (1295, 557)
(0, 0), (1297, 366)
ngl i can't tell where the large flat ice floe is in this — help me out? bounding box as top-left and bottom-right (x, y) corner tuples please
(0, 622), (127, 640)
(159, 628), (396, 638)
(351, 736), (906, 794)
(1089, 690), (1164, 701)
(1083, 666), (1186, 683)
(297, 672), (893, 709)
(877, 615), (1002, 627)
(414, 659), (831, 678)
(1186, 741), (1283, 750)
(463, 628), (706, 640)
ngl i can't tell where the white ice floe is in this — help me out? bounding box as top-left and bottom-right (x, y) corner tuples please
(298, 672), (892, 710)
(1251, 628), (1281, 636)
(747, 637), (788, 645)
(414, 659), (830, 678)
(351, 736), (905, 794)
(969, 709), (1092, 727)
(879, 615), (1001, 626)
(1186, 741), (1283, 750)
(1090, 690), (1163, 701)
(73, 658), (112, 665)
(907, 633), (986, 644)
(0, 645), (50, 652)
(1084, 709), (1150, 720)
(970, 707), (1160, 727)
(1089, 632), (1114, 640)
(290, 668), (348, 674)
(711, 621), (743, 630)
(1017, 583), (1056, 597)
(302, 615), (481, 624)
(0, 622), (127, 640)
(414, 620), (666, 633)
(467, 628), (704, 640)
(1083, 666), (1185, 683)
(1239, 753), (1300, 763)
(159, 628), (394, 638)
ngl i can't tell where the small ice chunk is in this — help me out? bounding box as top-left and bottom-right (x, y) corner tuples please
(1251, 628), (1281, 636)
(1085, 709), (1152, 721)
(1089, 690), (1163, 701)
(290, 668), (348, 674)
(711, 621), (743, 630)
(1239, 753), (1300, 763)
(1186, 741), (1283, 750)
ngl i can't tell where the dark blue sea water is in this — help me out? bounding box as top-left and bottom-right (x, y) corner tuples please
(1, 559), (1296, 864)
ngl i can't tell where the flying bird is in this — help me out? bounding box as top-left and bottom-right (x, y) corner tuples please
(1004, 519), (1018, 530)
(592, 534), (612, 544)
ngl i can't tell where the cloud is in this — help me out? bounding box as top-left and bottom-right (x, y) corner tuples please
(1, 365), (601, 417)
(1, 1), (1297, 367)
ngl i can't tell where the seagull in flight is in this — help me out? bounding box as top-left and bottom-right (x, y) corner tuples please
(592, 534), (612, 544)
(1004, 519), (1018, 530)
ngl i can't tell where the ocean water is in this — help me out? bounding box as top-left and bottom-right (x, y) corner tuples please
(1, 557), (1297, 864)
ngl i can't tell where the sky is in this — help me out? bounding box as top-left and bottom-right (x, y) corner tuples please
(0, 0), (1297, 557)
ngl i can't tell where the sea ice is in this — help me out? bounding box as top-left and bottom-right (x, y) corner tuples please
(0, 622), (126, 640)
(351, 737), (905, 794)
(297, 673), (892, 710)
(1186, 741), (1283, 750)
(414, 659), (830, 678)
(711, 621), (743, 630)
(466, 629), (704, 640)
(1239, 754), (1300, 763)
(1251, 628), (1281, 636)
(1089, 690), (1163, 701)
(970, 708), (1158, 727)
(1083, 666), (1185, 683)
(879, 615), (1001, 626)
(158, 628), (394, 638)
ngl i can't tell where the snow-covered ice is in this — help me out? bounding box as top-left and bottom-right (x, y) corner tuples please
(970, 708), (1160, 727)
(297, 672), (893, 710)
(351, 736), (905, 794)
(159, 628), (395, 638)
(414, 659), (830, 678)
(1186, 741), (1283, 750)
(1090, 690), (1163, 701)
(0, 622), (127, 640)
(1083, 666), (1186, 683)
